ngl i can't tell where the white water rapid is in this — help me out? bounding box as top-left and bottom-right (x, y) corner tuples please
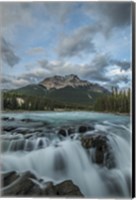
(1, 111), (131, 198)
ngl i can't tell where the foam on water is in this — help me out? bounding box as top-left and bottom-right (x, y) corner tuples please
(1, 111), (131, 198)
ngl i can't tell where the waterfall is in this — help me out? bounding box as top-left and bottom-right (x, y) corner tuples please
(1, 111), (131, 198)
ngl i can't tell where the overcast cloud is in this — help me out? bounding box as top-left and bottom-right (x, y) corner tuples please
(1, 2), (132, 90)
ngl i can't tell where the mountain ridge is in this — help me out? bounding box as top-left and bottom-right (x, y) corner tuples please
(40, 74), (109, 93)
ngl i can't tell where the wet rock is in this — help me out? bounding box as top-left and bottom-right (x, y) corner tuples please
(68, 128), (75, 135)
(1, 171), (38, 196)
(9, 118), (15, 121)
(43, 180), (84, 197)
(1, 117), (9, 121)
(15, 127), (29, 134)
(78, 126), (87, 133)
(58, 129), (67, 137)
(78, 125), (94, 133)
(55, 180), (84, 196)
(21, 118), (34, 123)
(81, 134), (115, 168)
(3, 126), (17, 132)
(2, 171), (84, 197)
(44, 182), (57, 196)
(88, 126), (95, 131)
(1, 171), (19, 187)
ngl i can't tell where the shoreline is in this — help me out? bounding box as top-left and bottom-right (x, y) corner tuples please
(1, 109), (130, 116)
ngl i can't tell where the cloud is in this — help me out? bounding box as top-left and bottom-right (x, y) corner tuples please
(1, 75), (30, 89)
(111, 60), (130, 71)
(2, 53), (130, 90)
(81, 53), (110, 82)
(85, 2), (131, 32)
(56, 25), (98, 58)
(43, 2), (75, 24)
(1, 37), (20, 67)
(27, 47), (46, 55)
(0, 2), (36, 29)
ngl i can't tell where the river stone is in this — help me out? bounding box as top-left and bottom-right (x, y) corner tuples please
(1, 171), (19, 187)
(2, 171), (84, 197)
(58, 129), (67, 136)
(21, 118), (34, 122)
(44, 182), (57, 196)
(55, 180), (84, 196)
(67, 128), (75, 135)
(15, 127), (29, 134)
(43, 180), (84, 197)
(3, 126), (17, 132)
(78, 126), (87, 133)
(81, 134), (115, 168)
(2, 171), (38, 196)
(1, 117), (9, 121)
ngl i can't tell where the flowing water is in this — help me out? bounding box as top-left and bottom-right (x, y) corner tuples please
(0, 111), (132, 198)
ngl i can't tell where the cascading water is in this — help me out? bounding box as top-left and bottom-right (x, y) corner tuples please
(1, 111), (131, 198)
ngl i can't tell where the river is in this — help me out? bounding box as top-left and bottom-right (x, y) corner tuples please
(1, 111), (132, 198)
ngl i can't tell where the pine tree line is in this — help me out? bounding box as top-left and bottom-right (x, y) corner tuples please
(94, 87), (130, 113)
(2, 93), (88, 111)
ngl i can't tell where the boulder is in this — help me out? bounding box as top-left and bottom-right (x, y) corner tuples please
(78, 126), (87, 133)
(8, 118), (15, 121)
(81, 134), (115, 168)
(1, 171), (19, 187)
(43, 180), (84, 197)
(78, 125), (94, 133)
(67, 128), (75, 135)
(58, 129), (67, 137)
(15, 127), (29, 134)
(1, 117), (9, 121)
(21, 119), (34, 123)
(3, 126), (17, 132)
(55, 180), (84, 196)
(2, 171), (84, 197)
(43, 182), (57, 196)
(1, 171), (39, 196)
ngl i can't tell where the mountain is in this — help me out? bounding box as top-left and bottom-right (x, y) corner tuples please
(40, 74), (108, 93)
(3, 75), (110, 110)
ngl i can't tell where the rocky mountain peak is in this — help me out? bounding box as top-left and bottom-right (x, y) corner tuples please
(40, 74), (89, 90)
(40, 74), (109, 94)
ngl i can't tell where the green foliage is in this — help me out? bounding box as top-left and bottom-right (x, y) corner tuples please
(2, 92), (92, 111)
(94, 87), (130, 113)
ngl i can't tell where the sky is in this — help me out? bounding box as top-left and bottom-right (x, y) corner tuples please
(0, 1), (132, 90)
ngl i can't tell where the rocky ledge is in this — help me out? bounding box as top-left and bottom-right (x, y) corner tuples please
(1, 171), (84, 197)
(81, 134), (116, 169)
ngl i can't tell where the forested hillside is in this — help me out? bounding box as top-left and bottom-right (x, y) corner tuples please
(94, 87), (130, 113)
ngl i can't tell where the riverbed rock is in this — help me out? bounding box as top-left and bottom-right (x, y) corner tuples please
(15, 127), (29, 134)
(78, 125), (94, 133)
(3, 126), (17, 132)
(81, 134), (115, 168)
(67, 128), (75, 135)
(58, 129), (67, 137)
(2, 171), (84, 197)
(55, 180), (84, 196)
(43, 180), (84, 197)
(1, 117), (9, 121)
(1, 171), (39, 196)
(21, 118), (34, 123)
(1, 171), (19, 187)
(78, 126), (87, 133)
